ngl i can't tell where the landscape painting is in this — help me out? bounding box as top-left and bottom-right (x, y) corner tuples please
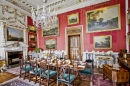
(68, 13), (79, 25)
(6, 27), (24, 42)
(86, 4), (120, 33)
(93, 35), (112, 49)
(45, 38), (56, 49)
(42, 19), (59, 37)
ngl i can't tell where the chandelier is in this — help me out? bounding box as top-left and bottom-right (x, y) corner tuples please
(31, 2), (58, 29)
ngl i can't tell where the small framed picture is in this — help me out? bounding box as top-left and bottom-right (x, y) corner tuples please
(29, 43), (37, 48)
(28, 25), (37, 33)
(67, 13), (79, 25)
(93, 35), (112, 49)
(29, 34), (37, 42)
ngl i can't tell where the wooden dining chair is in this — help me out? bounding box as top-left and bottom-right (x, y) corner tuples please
(79, 53), (95, 85)
(39, 61), (57, 86)
(29, 60), (41, 84)
(19, 57), (31, 79)
(57, 65), (76, 86)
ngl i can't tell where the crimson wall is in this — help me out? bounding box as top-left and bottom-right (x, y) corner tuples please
(28, 0), (127, 52)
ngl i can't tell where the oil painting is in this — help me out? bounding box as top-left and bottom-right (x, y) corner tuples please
(45, 38), (56, 49)
(6, 27), (24, 42)
(68, 13), (79, 25)
(93, 35), (112, 49)
(42, 19), (59, 37)
(86, 4), (120, 33)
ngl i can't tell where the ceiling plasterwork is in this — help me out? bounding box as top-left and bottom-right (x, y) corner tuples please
(3, 0), (110, 16)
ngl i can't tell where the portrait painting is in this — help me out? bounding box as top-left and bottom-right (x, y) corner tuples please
(45, 38), (56, 49)
(86, 4), (120, 33)
(6, 27), (24, 42)
(68, 13), (79, 25)
(93, 35), (112, 49)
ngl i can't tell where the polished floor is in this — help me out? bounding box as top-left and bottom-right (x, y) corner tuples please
(0, 66), (103, 86)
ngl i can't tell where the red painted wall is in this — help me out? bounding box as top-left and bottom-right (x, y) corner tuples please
(28, 0), (127, 52)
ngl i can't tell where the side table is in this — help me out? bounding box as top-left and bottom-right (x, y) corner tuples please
(103, 64), (129, 86)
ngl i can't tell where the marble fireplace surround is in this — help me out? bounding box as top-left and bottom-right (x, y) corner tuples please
(0, 21), (28, 66)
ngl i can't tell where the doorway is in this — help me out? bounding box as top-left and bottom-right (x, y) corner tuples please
(68, 35), (81, 60)
(65, 25), (83, 60)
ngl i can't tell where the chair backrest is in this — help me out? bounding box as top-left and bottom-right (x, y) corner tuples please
(86, 53), (94, 69)
(39, 61), (50, 77)
(57, 66), (73, 83)
(26, 55), (33, 61)
(86, 53), (93, 60)
(29, 60), (37, 71)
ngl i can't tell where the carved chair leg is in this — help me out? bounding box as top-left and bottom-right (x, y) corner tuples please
(29, 73), (31, 82)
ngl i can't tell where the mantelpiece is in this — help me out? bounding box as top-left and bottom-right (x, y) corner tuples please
(0, 20), (28, 66)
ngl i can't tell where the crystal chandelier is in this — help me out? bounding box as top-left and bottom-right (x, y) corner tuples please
(31, 2), (58, 29)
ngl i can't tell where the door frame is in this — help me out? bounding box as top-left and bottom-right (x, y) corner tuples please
(65, 25), (84, 60)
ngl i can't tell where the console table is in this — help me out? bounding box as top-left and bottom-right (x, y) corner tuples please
(95, 55), (113, 68)
(103, 64), (129, 85)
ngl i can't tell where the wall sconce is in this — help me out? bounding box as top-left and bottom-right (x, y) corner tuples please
(127, 8), (130, 24)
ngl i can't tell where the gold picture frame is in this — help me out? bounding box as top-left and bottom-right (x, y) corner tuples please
(93, 35), (112, 49)
(86, 4), (121, 33)
(45, 38), (56, 50)
(29, 34), (37, 42)
(28, 25), (37, 33)
(42, 19), (59, 37)
(68, 13), (79, 25)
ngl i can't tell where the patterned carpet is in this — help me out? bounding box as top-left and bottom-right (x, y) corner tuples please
(6, 66), (21, 75)
(0, 77), (40, 86)
(93, 74), (113, 86)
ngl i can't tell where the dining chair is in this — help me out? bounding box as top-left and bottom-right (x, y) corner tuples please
(19, 57), (31, 79)
(39, 61), (57, 86)
(79, 53), (95, 85)
(57, 65), (76, 86)
(29, 60), (41, 84)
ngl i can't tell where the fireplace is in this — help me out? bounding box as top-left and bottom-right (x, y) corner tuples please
(8, 51), (23, 65)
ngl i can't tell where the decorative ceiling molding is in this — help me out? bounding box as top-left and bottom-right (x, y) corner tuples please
(2, 0), (110, 16)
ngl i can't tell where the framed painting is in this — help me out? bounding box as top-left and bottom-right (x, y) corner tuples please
(86, 4), (120, 33)
(42, 19), (59, 37)
(6, 27), (24, 42)
(68, 13), (79, 25)
(93, 35), (112, 49)
(28, 25), (37, 33)
(45, 38), (56, 49)
(29, 34), (37, 42)
(29, 43), (36, 48)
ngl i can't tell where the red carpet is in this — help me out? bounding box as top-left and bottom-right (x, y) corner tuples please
(93, 74), (113, 86)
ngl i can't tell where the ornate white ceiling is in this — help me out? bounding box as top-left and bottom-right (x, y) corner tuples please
(1, 0), (110, 16)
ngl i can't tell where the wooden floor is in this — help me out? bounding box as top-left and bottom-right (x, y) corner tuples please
(0, 66), (103, 86)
